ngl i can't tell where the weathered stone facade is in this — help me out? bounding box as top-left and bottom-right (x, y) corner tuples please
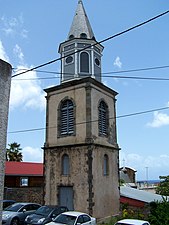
(44, 78), (120, 219)
(0, 59), (12, 224)
(44, 1), (120, 219)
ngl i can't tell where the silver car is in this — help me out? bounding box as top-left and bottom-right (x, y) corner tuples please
(2, 202), (41, 225)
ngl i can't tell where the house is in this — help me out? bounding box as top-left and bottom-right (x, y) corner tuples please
(120, 166), (137, 188)
(43, 0), (120, 219)
(4, 161), (44, 204)
(120, 186), (167, 209)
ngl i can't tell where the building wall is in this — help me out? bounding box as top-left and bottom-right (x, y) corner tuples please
(44, 78), (120, 219)
(0, 59), (12, 219)
(44, 144), (119, 218)
(45, 78), (118, 148)
(4, 187), (43, 205)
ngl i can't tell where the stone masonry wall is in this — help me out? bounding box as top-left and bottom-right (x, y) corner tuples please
(0, 59), (12, 225)
(4, 187), (44, 205)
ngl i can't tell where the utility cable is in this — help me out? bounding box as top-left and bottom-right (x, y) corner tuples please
(12, 65), (169, 81)
(8, 106), (169, 134)
(11, 10), (169, 78)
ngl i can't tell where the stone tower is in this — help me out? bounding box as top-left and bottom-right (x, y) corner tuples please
(44, 0), (120, 219)
(0, 59), (12, 223)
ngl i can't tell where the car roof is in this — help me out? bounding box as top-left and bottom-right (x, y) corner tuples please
(12, 202), (40, 206)
(38, 205), (66, 209)
(115, 219), (150, 225)
(1, 200), (16, 203)
(61, 211), (89, 217)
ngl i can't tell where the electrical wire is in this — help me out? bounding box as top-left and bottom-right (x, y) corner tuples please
(8, 106), (169, 134)
(11, 10), (169, 78)
(12, 64), (169, 81)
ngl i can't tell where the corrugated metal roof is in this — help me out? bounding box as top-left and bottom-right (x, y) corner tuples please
(120, 186), (168, 203)
(5, 161), (43, 176)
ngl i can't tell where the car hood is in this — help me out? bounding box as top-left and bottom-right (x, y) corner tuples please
(3, 211), (16, 215)
(27, 214), (48, 222)
(2, 211), (17, 218)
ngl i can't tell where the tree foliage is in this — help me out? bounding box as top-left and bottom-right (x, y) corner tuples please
(148, 198), (169, 225)
(156, 175), (169, 196)
(6, 142), (23, 162)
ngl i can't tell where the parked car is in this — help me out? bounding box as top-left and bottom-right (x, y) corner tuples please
(1, 200), (16, 210)
(46, 211), (96, 225)
(114, 219), (150, 225)
(25, 205), (69, 225)
(2, 202), (41, 225)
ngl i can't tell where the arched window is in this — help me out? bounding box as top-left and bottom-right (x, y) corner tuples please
(98, 100), (108, 136)
(80, 52), (89, 73)
(60, 99), (74, 135)
(103, 154), (109, 176)
(62, 154), (70, 175)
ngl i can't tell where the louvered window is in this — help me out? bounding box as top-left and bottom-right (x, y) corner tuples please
(98, 101), (108, 136)
(60, 100), (74, 135)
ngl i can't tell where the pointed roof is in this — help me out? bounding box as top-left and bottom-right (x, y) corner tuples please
(68, 0), (95, 40)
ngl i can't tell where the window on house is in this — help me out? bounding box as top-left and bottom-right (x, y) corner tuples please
(98, 100), (108, 136)
(62, 154), (70, 175)
(103, 154), (109, 176)
(60, 99), (74, 135)
(20, 177), (28, 186)
(80, 52), (89, 73)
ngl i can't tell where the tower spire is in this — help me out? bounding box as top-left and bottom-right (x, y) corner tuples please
(68, 0), (95, 40)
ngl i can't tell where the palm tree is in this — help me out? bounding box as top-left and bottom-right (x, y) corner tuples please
(6, 142), (23, 162)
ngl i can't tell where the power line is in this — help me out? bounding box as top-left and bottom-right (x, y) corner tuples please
(11, 10), (169, 78)
(12, 65), (169, 81)
(8, 106), (169, 134)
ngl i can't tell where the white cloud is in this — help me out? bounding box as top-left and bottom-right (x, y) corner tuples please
(0, 40), (9, 62)
(22, 146), (43, 162)
(13, 44), (24, 64)
(1, 15), (28, 38)
(113, 56), (122, 69)
(147, 111), (169, 128)
(10, 66), (46, 111)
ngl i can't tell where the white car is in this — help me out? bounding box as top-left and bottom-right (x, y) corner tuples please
(46, 211), (96, 225)
(114, 219), (150, 225)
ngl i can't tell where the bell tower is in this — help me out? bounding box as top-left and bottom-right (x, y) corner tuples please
(44, 0), (120, 219)
(59, 0), (103, 83)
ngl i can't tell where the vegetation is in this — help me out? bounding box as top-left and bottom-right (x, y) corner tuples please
(148, 198), (169, 225)
(6, 142), (23, 162)
(100, 199), (169, 225)
(156, 175), (169, 196)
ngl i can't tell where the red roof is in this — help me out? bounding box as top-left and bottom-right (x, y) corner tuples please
(5, 161), (43, 176)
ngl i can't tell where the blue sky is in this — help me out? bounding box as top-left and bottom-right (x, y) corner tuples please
(1, 0), (169, 180)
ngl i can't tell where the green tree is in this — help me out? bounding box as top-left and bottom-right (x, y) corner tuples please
(6, 142), (23, 162)
(148, 198), (169, 225)
(156, 175), (169, 196)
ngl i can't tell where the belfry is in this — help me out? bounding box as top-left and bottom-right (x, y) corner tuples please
(44, 0), (120, 219)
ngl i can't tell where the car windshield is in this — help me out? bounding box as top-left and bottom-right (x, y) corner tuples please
(35, 206), (54, 216)
(4, 203), (24, 212)
(54, 214), (76, 225)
